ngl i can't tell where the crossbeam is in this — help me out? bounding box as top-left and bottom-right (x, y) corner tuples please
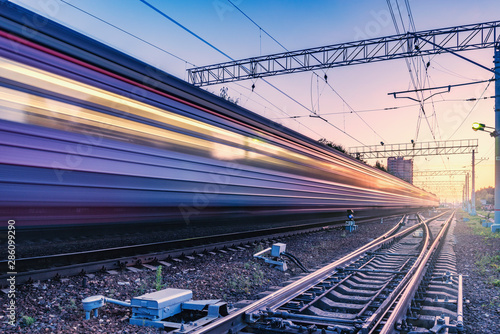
(349, 139), (478, 159)
(414, 170), (469, 177)
(188, 21), (500, 86)
(414, 181), (465, 186)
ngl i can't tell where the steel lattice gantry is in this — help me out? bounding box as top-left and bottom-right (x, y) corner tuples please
(414, 170), (469, 177)
(414, 181), (465, 186)
(188, 21), (500, 86)
(348, 139), (478, 159)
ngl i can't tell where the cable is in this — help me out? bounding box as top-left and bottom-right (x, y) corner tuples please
(388, 0), (452, 174)
(138, 0), (336, 141)
(447, 77), (494, 139)
(278, 93), (498, 119)
(324, 81), (386, 142)
(387, 0), (436, 142)
(60, 0), (195, 67)
(225, 0), (367, 145)
(139, 0), (233, 60)
(58, 0), (328, 143)
(226, 0), (289, 52)
(231, 82), (326, 138)
(281, 252), (309, 273)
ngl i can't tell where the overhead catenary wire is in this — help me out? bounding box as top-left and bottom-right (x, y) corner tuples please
(387, 0), (437, 142)
(59, 0), (326, 140)
(139, 0), (367, 145)
(60, 0), (195, 67)
(226, 0), (372, 145)
(274, 93), (497, 119)
(447, 77), (494, 139)
(388, 0), (451, 172)
(139, 0), (233, 60)
(139, 0), (350, 141)
(324, 81), (386, 142)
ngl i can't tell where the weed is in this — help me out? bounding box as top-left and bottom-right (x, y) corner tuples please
(462, 211), (500, 239)
(227, 262), (266, 294)
(253, 244), (264, 254)
(69, 299), (77, 309)
(135, 281), (148, 295)
(155, 265), (163, 291)
(21, 316), (35, 327)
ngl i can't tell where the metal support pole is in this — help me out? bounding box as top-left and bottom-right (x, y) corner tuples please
(471, 150), (476, 215)
(463, 185), (466, 210)
(493, 45), (500, 232)
(466, 173), (470, 213)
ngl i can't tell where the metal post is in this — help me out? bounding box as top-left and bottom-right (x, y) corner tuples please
(462, 185), (466, 210)
(493, 45), (500, 232)
(466, 173), (470, 213)
(471, 149), (476, 215)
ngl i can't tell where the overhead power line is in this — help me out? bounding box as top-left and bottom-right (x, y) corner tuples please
(224, 0), (371, 145)
(447, 77), (495, 139)
(60, 0), (195, 66)
(59, 0), (328, 141)
(226, 0), (289, 52)
(138, 0), (365, 145)
(139, 0), (233, 60)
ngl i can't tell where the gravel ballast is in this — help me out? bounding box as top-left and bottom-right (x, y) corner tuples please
(1, 212), (499, 333)
(454, 212), (500, 334)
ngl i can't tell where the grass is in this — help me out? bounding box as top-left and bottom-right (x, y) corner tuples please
(69, 298), (77, 310)
(461, 211), (500, 239)
(227, 262), (267, 295)
(155, 265), (164, 291)
(461, 210), (500, 289)
(476, 254), (500, 275)
(253, 244), (265, 254)
(21, 316), (35, 327)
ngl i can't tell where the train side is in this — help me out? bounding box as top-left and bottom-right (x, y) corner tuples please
(0, 3), (438, 229)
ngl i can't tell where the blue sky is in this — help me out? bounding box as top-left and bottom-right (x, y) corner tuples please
(9, 0), (500, 199)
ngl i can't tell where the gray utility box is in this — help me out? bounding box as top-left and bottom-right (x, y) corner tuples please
(131, 288), (193, 321)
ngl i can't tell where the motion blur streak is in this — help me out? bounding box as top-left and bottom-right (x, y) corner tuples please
(0, 2), (438, 229)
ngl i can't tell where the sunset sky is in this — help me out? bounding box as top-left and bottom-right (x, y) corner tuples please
(11, 0), (500, 201)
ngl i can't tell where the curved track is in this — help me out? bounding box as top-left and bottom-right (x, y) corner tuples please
(188, 211), (462, 334)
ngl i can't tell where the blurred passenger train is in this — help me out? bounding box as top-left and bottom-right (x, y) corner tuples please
(0, 3), (438, 229)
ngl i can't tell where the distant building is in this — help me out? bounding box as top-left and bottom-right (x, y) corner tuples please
(387, 156), (413, 184)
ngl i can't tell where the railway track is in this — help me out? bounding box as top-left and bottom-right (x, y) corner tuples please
(0, 215), (399, 287)
(189, 210), (461, 334)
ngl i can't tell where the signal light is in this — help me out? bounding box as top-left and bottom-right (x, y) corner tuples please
(472, 122), (485, 131)
(347, 210), (354, 220)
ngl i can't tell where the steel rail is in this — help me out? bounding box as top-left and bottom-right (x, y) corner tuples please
(0, 218), (336, 286)
(378, 211), (455, 334)
(0, 214), (400, 287)
(191, 211), (449, 334)
(360, 215), (431, 333)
